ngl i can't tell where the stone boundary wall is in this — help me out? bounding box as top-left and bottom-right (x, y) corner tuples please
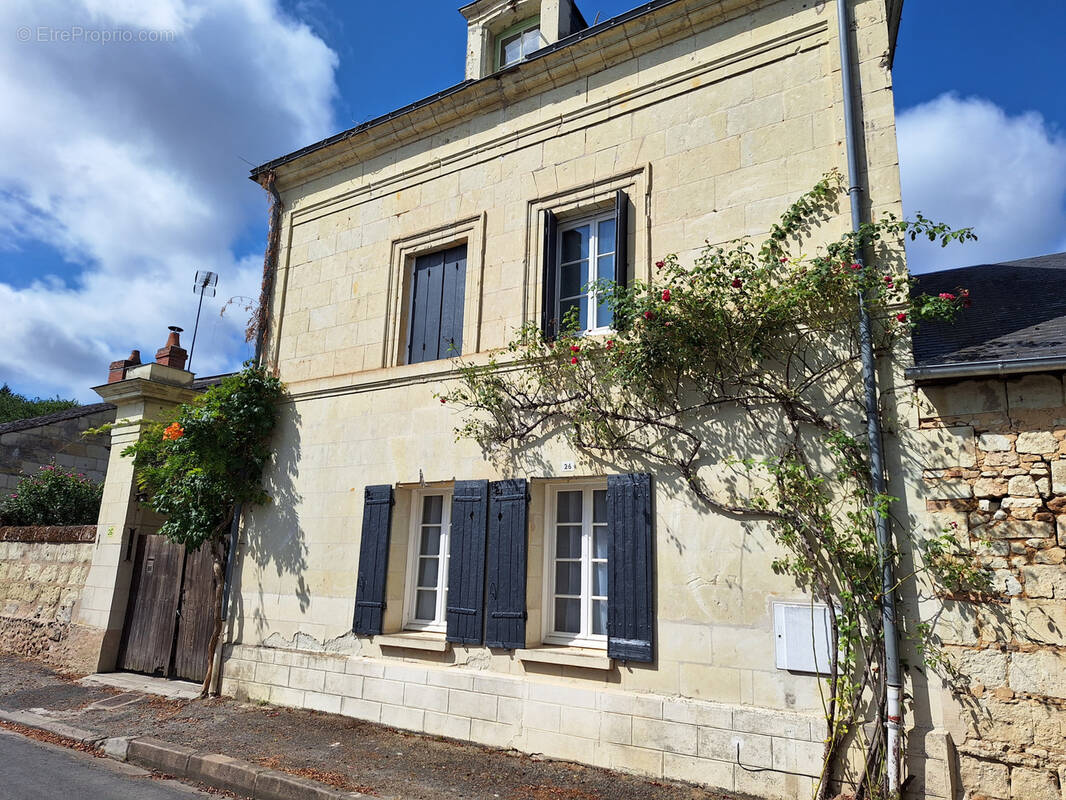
(0, 403), (114, 492)
(919, 373), (1066, 800)
(221, 644), (828, 800)
(0, 526), (95, 666)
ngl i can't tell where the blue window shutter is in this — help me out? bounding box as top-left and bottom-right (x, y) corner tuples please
(439, 245), (467, 358)
(446, 480), (490, 645)
(541, 210), (559, 340)
(353, 484), (393, 636)
(615, 189), (629, 290)
(409, 246), (466, 363)
(607, 473), (654, 662)
(485, 479), (529, 649)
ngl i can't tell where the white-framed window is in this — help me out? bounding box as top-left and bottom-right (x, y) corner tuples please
(496, 17), (541, 69)
(557, 212), (617, 334)
(543, 482), (609, 647)
(403, 490), (452, 632)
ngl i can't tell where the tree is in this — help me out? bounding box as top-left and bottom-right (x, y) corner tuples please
(440, 173), (985, 799)
(122, 363), (283, 696)
(0, 384), (79, 424)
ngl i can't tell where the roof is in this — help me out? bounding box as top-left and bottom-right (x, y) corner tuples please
(249, 0), (685, 178)
(909, 252), (1066, 378)
(0, 402), (115, 437)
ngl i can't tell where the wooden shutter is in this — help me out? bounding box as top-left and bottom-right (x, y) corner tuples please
(615, 190), (630, 290)
(353, 484), (394, 636)
(541, 210), (559, 340)
(439, 245), (467, 358)
(607, 473), (654, 662)
(408, 245), (467, 364)
(446, 480), (489, 645)
(485, 479), (529, 649)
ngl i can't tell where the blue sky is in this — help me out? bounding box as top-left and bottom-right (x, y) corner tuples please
(1, 0), (1064, 401)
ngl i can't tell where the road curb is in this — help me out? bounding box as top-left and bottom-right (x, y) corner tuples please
(0, 708), (367, 798)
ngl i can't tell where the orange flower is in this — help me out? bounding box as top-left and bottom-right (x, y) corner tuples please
(162, 422), (184, 441)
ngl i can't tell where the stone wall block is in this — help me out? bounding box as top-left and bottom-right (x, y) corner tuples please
(1051, 460), (1066, 494)
(1016, 432), (1059, 455)
(958, 756), (1010, 799)
(1006, 375), (1065, 411)
(1007, 475), (1039, 497)
(975, 478), (1009, 498)
(979, 433), (1013, 452)
(1021, 565), (1066, 599)
(1009, 650), (1066, 698)
(1009, 766), (1060, 800)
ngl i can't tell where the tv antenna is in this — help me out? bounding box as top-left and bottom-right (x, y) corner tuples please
(189, 270), (218, 371)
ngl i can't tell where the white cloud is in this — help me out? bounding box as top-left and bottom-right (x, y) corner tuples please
(0, 0), (337, 400)
(897, 94), (1066, 273)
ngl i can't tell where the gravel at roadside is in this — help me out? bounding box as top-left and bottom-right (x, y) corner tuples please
(0, 655), (735, 800)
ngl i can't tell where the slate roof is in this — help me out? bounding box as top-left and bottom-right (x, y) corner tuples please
(909, 252), (1066, 375)
(0, 402), (115, 437)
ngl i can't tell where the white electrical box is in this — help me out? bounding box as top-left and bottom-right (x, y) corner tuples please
(773, 601), (834, 675)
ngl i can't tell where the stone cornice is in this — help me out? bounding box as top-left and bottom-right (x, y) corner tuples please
(93, 378), (200, 408)
(260, 0), (763, 192)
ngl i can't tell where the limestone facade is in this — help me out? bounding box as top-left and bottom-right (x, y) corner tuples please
(918, 374), (1066, 800)
(226, 1), (913, 797)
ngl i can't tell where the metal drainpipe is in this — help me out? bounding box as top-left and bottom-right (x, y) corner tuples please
(836, 0), (903, 794)
(211, 172), (283, 694)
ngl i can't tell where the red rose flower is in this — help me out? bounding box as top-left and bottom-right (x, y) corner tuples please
(731, 278), (742, 289)
(440, 397), (446, 404)
(661, 289), (671, 302)
(850, 263), (863, 271)
(570, 344), (580, 353)
(938, 292), (956, 301)
(780, 257), (789, 263)
(644, 310), (655, 321)
(570, 356), (578, 365)
(606, 340), (613, 349)
(896, 312), (907, 323)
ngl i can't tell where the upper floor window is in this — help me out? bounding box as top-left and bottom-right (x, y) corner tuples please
(541, 190), (630, 339)
(496, 17), (541, 69)
(407, 244), (467, 364)
(557, 212), (616, 334)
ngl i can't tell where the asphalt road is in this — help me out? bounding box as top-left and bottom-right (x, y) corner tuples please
(0, 728), (226, 800)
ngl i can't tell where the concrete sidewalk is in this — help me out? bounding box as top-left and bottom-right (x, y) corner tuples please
(0, 655), (734, 800)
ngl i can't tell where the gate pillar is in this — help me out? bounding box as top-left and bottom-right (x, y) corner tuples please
(70, 339), (198, 673)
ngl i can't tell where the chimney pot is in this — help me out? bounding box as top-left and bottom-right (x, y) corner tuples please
(155, 325), (189, 370)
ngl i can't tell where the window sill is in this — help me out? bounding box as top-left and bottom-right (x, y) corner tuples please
(516, 646), (612, 671)
(376, 632), (450, 653)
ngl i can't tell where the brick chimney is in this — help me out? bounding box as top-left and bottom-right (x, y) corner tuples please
(107, 349), (142, 384)
(155, 326), (188, 370)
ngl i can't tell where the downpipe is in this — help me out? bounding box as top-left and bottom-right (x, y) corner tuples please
(836, 0), (903, 795)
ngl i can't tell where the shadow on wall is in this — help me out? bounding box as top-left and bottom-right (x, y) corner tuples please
(230, 401), (307, 644)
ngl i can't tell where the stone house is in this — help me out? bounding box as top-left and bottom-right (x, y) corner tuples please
(910, 253), (1066, 800)
(212, 0), (916, 797)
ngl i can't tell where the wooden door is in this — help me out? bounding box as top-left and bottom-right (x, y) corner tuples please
(117, 534), (184, 675)
(172, 544), (217, 682)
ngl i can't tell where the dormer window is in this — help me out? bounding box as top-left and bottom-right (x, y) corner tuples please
(496, 17), (541, 69)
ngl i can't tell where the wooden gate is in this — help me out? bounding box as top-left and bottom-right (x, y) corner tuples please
(118, 534), (217, 682)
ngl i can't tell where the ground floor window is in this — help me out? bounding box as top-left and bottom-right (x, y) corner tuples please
(544, 483), (608, 647)
(403, 490), (452, 631)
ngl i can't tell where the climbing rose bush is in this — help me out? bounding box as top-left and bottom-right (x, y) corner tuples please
(0, 463), (103, 526)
